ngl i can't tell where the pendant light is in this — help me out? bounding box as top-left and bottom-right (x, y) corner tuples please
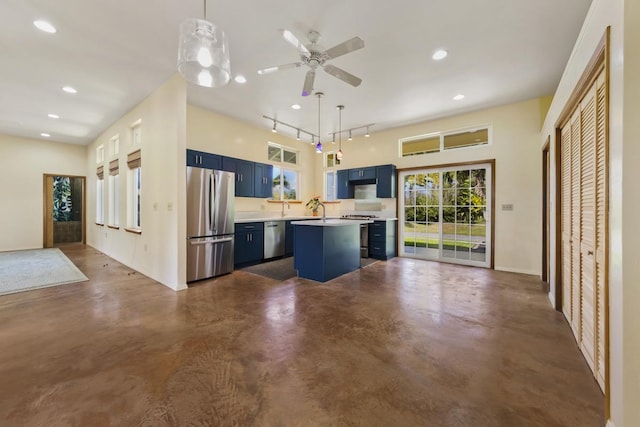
(336, 105), (344, 160)
(315, 92), (323, 153)
(177, 0), (230, 88)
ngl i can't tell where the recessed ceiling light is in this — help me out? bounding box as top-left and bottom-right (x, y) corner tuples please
(432, 49), (448, 60)
(47, 113), (59, 119)
(291, 104), (301, 110)
(234, 75), (247, 84)
(62, 86), (77, 94)
(33, 20), (57, 34)
(453, 94), (465, 101)
(40, 133), (51, 137)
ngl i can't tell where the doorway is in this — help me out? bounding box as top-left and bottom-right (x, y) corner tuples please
(43, 174), (86, 247)
(542, 138), (551, 290)
(399, 160), (494, 268)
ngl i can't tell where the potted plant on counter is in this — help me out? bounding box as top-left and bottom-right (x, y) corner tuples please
(306, 195), (321, 216)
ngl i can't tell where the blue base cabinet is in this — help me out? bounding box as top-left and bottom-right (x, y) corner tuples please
(368, 220), (397, 260)
(293, 224), (360, 282)
(285, 220), (294, 256)
(234, 222), (264, 266)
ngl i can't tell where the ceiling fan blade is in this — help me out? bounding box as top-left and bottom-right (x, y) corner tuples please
(279, 29), (310, 55)
(257, 62), (303, 75)
(302, 70), (316, 97)
(324, 37), (364, 60)
(323, 64), (362, 87)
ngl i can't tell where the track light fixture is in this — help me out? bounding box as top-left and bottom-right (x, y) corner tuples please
(330, 123), (375, 140)
(262, 115), (318, 143)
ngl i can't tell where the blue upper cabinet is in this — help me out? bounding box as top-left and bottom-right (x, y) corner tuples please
(222, 156), (254, 197)
(337, 169), (353, 199)
(376, 164), (397, 198)
(186, 149), (222, 170)
(254, 162), (273, 198)
(348, 167), (376, 181)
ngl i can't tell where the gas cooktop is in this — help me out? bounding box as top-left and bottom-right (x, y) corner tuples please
(340, 214), (380, 219)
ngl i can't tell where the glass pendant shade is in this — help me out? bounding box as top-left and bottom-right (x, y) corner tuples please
(316, 142), (323, 153)
(178, 18), (230, 88)
(337, 149), (343, 160)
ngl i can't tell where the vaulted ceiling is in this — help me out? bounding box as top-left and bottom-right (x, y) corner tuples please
(0, 0), (593, 145)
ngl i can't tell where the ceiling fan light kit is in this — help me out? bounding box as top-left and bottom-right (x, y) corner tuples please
(257, 29), (364, 97)
(177, 1), (230, 89)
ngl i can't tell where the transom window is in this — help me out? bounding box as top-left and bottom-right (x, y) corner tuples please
(268, 142), (298, 165)
(400, 126), (490, 157)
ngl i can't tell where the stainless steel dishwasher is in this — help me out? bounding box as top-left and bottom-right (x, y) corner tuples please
(263, 220), (285, 259)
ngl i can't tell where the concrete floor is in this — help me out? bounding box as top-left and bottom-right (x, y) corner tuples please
(0, 245), (603, 426)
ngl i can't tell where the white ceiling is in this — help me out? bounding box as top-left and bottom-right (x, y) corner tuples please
(0, 0), (593, 145)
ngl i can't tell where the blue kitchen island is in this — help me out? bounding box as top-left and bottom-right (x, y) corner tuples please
(291, 219), (372, 282)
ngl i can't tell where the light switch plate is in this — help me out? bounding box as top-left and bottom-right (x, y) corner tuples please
(502, 203), (514, 211)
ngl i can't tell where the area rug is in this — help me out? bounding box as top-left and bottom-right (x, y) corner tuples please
(242, 257), (379, 281)
(241, 257), (298, 281)
(0, 248), (89, 296)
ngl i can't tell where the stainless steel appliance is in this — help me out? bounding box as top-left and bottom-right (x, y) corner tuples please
(186, 166), (235, 282)
(340, 214), (379, 258)
(264, 220), (285, 259)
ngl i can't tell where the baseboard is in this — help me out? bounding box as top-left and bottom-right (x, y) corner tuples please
(606, 420), (615, 427)
(494, 266), (540, 276)
(548, 292), (556, 308)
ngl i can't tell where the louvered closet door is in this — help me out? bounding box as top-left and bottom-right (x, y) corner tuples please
(594, 72), (607, 389)
(559, 67), (607, 392)
(570, 109), (582, 339)
(560, 123), (572, 322)
(579, 84), (597, 371)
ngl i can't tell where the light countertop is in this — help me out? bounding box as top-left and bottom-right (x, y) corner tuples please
(291, 219), (374, 226)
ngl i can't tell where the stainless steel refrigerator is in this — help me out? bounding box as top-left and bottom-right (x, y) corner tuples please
(186, 166), (235, 282)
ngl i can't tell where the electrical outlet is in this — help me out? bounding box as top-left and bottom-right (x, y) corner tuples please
(153, 202), (158, 211)
(502, 203), (514, 211)
(167, 202), (173, 211)
(144, 244), (147, 252)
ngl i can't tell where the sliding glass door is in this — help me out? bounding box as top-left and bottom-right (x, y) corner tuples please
(400, 162), (492, 267)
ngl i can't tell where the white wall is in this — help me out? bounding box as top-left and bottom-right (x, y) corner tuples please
(86, 74), (187, 291)
(0, 135), (86, 252)
(541, 0), (639, 424)
(187, 104), (318, 217)
(320, 97), (546, 275)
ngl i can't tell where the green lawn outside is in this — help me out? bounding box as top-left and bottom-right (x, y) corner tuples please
(403, 237), (478, 250)
(404, 222), (486, 237)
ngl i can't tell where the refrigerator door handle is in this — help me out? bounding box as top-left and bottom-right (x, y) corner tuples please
(189, 237), (233, 246)
(210, 173), (216, 231)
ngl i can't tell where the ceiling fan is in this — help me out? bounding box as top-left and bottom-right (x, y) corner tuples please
(257, 29), (364, 96)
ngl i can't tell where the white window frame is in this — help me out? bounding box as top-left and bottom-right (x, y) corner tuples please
(109, 134), (120, 157)
(128, 167), (141, 230)
(272, 166), (299, 201)
(325, 170), (337, 201)
(399, 125), (492, 157)
(96, 145), (104, 164)
(268, 142), (298, 165)
(109, 173), (120, 227)
(398, 162), (492, 268)
(96, 178), (104, 224)
(130, 119), (142, 146)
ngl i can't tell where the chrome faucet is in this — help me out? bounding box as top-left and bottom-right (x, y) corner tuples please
(281, 200), (289, 217)
(318, 202), (326, 222)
